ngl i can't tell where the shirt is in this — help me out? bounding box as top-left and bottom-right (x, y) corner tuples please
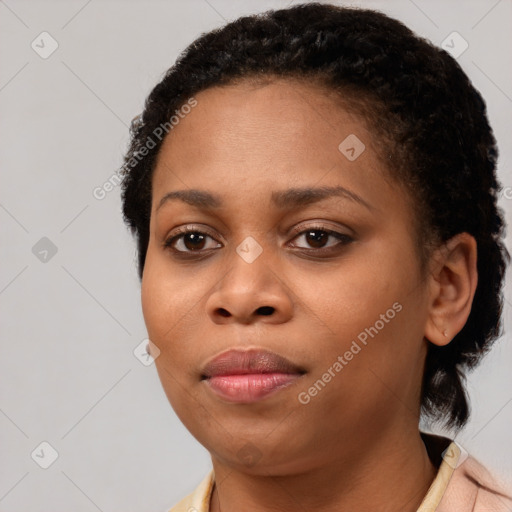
(167, 433), (512, 511)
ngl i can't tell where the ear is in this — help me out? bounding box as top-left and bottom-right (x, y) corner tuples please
(424, 233), (478, 346)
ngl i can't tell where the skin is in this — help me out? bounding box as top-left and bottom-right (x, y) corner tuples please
(141, 78), (477, 512)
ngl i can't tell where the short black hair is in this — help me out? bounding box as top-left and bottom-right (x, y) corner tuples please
(120, 3), (509, 430)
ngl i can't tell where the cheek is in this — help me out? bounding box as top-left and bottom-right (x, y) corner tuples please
(298, 253), (398, 333)
(300, 243), (424, 375)
(140, 265), (167, 340)
(140, 252), (208, 368)
(140, 251), (182, 355)
(141, 267), (198, 414)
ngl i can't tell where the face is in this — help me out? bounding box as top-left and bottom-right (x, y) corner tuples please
(141, 78), (432, 475)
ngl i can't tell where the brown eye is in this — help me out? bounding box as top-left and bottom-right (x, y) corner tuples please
(303, 230), (329, 248)
(289, 227), (353, 252)
(181, 232), (206, 251)
(164, 230), (222, 253)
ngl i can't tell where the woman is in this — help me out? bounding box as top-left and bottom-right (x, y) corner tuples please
(120, 3), (511, 511)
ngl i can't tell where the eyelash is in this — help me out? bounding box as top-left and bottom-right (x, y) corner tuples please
(163, 224), (353, 258)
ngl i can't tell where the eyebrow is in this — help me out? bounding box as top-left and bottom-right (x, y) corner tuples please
(156, 185), (375, 212)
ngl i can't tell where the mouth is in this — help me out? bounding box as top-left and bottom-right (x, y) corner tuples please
(201, 348), (306, 403)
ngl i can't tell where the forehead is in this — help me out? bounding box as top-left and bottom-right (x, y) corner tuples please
(151, 78), (407, 218)
(174, 78), (367, 145)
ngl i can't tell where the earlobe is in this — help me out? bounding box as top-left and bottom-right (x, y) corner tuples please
(424, 232), (478, 347)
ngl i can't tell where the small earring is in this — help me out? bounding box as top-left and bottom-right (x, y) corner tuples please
(443, 329), (449, 338)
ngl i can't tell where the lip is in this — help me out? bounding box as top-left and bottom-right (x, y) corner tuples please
(201, 348), (306, 403)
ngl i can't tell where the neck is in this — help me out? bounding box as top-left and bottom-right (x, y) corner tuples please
(209, 427), (437, 512)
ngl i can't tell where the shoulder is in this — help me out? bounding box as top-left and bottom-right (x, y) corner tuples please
(420, 432), (512, 512)
(166, 471), (214, 512)
(438, 448), (512, 512)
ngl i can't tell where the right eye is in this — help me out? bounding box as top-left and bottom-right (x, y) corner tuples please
(164, 228), (222, 254)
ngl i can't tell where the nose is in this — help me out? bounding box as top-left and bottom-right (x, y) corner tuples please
(205, 245), (294, 325)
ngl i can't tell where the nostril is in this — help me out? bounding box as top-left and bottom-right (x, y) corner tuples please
(217, 308), (230, 317)
(257, 306), (274, 316)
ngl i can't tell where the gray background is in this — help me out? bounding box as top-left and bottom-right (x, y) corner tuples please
(0, 0), (511, 510)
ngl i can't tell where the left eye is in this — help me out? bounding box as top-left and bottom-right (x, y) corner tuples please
(289, 228), (352, 250)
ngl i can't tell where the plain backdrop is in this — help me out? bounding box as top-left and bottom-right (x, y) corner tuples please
(1, 0), (511, 510)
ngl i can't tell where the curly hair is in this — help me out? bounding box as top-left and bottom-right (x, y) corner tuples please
(120, 3), (509, 430)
